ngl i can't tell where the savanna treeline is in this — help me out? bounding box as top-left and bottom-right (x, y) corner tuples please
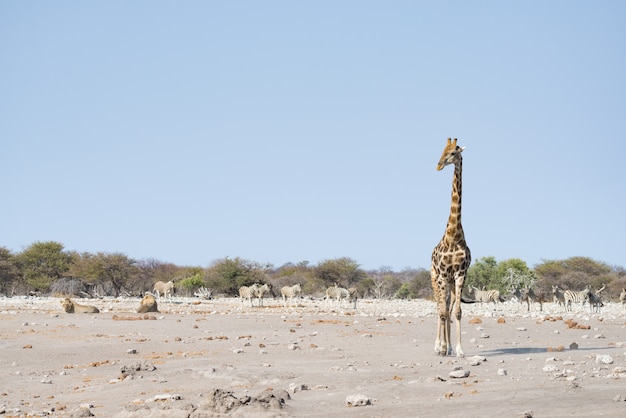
(1, 241), (625, 301)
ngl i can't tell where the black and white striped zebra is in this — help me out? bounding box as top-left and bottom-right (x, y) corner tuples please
(587, 284), (605, 313)
(511, 287), (526, 311)
(239, 284), (259, 307)
(520, 287), (550, 312)
(238, 283), (272, 307)
(563, 286), (590, 312)
(281, 284), (302, 307)
(470, 286), (501, 309)
(551, 285), (566, 311)
(325, 284), (356, 308)
(252, 283), (272, 307)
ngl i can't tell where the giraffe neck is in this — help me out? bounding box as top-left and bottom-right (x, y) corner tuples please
(444, 157), (464, 245)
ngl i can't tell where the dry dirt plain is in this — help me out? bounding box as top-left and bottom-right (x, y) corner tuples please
(1, 296), (625, 417)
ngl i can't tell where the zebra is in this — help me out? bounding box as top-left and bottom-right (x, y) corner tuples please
(511, 287), (526, 311)
(587, 284), (605, 313)
(239, 284), (260, 307)
(620, 288), (626, 310)
(324, 284), (355, 308)
(348, 287), (358, 309)
(153, 280), (175, 300)
(252, 283), (272, 307)
(551, 285), (566, 311)
(281, 284), (302, 307)
(520, 287), (550, 312)
(563, 286), (590, 312)
(470, 286), (501, 309)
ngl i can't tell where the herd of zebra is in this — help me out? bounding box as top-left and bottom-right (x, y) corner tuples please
(470, 285), (626, 313)
(237, 283), (358, 309)
(157, 280), (625, 313)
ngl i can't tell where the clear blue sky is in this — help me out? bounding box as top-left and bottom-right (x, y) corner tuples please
(2, 1), (625, 271)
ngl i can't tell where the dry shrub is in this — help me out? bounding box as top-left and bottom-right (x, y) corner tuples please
(468, 317), (482, 324)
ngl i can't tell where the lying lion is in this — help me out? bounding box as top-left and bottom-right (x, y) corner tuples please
(136, 294), (159, 313)
(61, 298), (100, 313)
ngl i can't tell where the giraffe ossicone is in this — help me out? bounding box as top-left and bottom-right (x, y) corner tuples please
(430, 137), (471, 357)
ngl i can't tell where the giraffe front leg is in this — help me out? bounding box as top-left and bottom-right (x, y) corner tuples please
(434, 315), (441, 354)
(452, 287), (465, 358)
(454, 315), (464, 358)
(434, 315), (448, 356)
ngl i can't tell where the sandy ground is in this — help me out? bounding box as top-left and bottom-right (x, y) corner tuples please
(1, 295), (625, 417)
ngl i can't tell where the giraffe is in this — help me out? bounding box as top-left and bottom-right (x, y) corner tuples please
(430, 138), (471, 357)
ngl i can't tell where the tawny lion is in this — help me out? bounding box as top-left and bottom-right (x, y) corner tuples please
(136, 294), (159, 313)
(60, 298), (100, 313)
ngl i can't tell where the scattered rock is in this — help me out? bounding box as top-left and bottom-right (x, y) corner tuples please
(151, 393), (183, 402)
(468, 355), (486, 366)
(69, 406), (94, 418)
(596, 355), (614, 365)
(497, 368), (507, 376)
(345, 394), (372, 407)
(119, 361), (156, 380)
(449, 369), (470, 378)
(542, 365), (558, 372)
(289, 383), (309, 393)
(569, 342), (579, 349)
(192, 388), (289, 415)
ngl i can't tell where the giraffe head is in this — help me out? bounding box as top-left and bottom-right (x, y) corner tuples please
(437, 138), (465, 171)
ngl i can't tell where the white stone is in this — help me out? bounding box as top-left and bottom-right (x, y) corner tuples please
(596, 355), (614, 365)
(289, 382), (309, 393)
(449, 369), (470, 378)
(346, 394), (371, 407)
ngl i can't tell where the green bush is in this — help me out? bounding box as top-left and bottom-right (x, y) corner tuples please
(179, 274), (205, 295)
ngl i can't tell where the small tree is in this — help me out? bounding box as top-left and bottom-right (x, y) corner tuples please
(205, 257), (271, 295)
(314, 257), (366, 289)
(0, 247), (20, 296)
(465, 256), (498, 291)
(17, 241), (72, 293)
(179, 273), (205, 296)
